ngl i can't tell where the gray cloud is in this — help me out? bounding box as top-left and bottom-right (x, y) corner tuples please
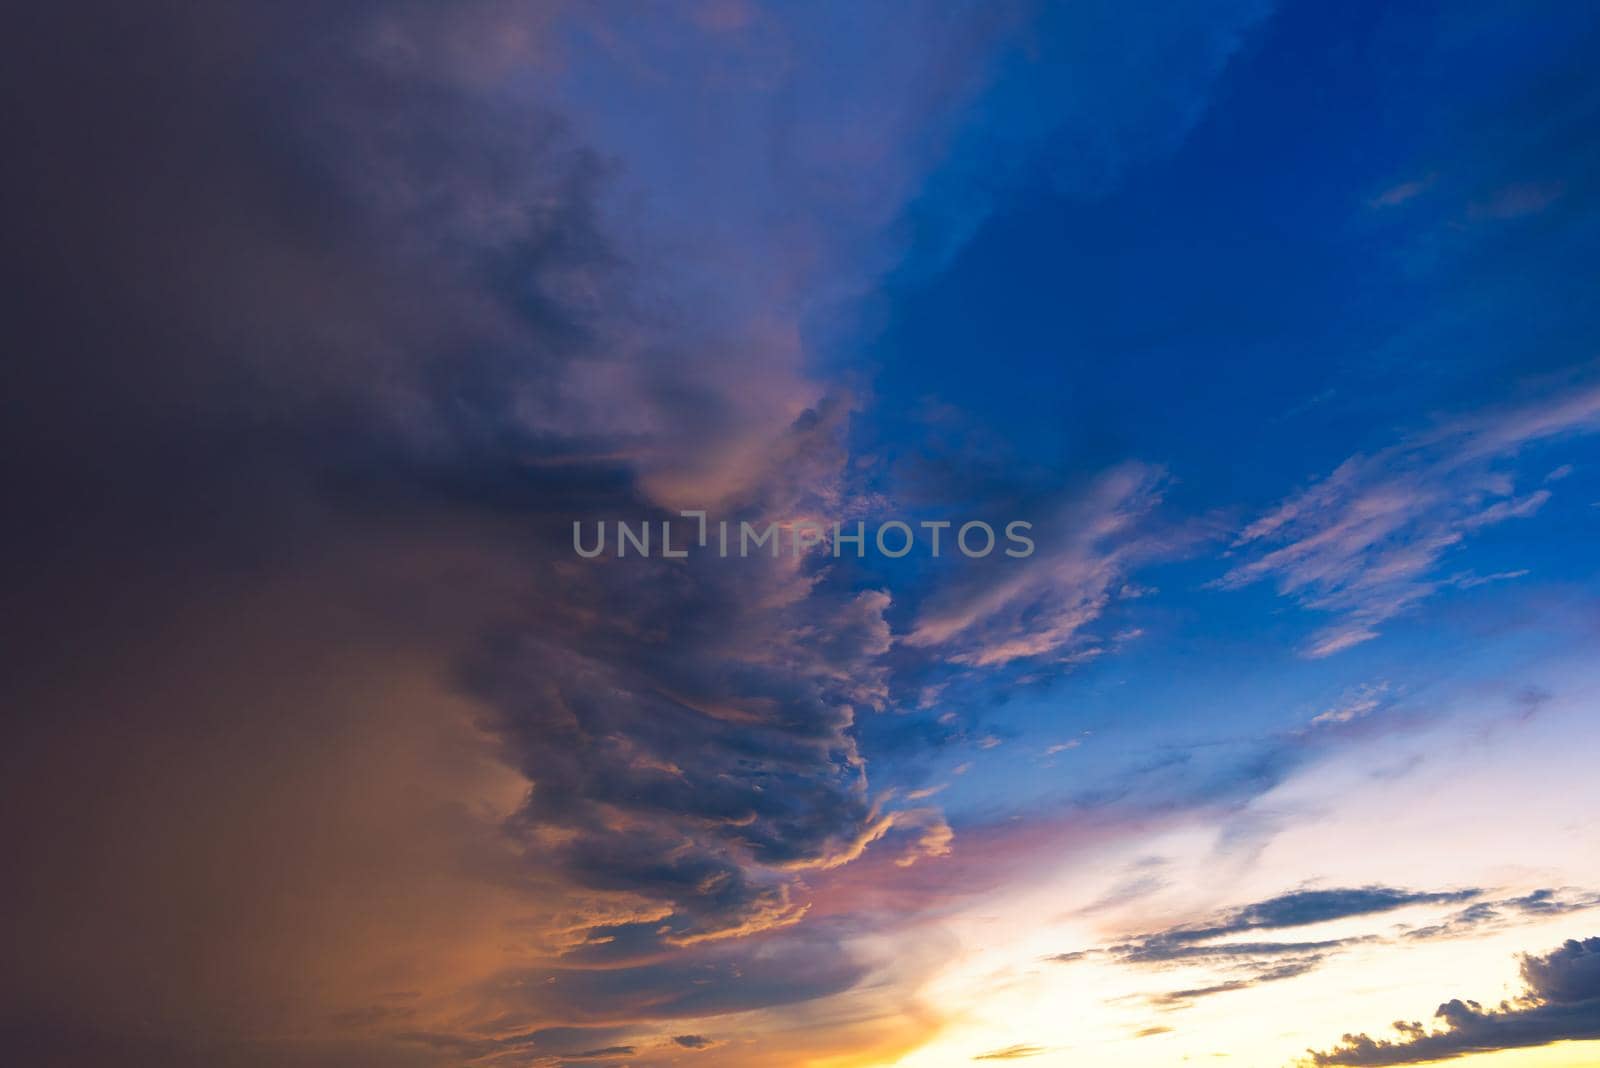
(1122, 886), (1481, 955)
(0, 0), (919, 1056)
(1057, 886), (1482, 1009)
(1404, 889), (1600, 942)
(1306, 936), (1600, 1066)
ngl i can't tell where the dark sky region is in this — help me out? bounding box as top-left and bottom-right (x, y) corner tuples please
(4, 3), (1600, 1066)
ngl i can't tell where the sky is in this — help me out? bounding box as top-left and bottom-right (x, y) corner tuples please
(3, 2), (1600, 1067)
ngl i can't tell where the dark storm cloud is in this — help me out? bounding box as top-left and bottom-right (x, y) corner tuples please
(1, 0), (924, 1057)
(0, 0), (1353, 1062)
(0, 1023), (460, 1068)
(1306, 936), (1600, 1065)
(466, 555), (900, 951)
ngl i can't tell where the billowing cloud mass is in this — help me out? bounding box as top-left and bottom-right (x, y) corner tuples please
(1306, 936), (1600, 1065)
(0, 1), (1270, 1064)
(0, 2), (958, 1058)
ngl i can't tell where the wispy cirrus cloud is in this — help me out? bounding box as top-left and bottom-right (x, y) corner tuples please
(1216, 379), (1600, 655)
(973, 1043), (1047, 1060)
(1311, 682), (1396, 727)
(1103, 886), (1477, 1000)
(1050, 886), (1488, 1010)
(905, 462), (1174, 667)
(1403, 889), (1600, 943)
(1368, 175), (1435, 209)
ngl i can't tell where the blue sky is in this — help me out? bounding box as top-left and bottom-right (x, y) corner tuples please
(4, 2), (1600, 1066)
(839, 0), (1600, 831)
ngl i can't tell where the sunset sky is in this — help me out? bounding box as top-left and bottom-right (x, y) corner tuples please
(4, 2), (1600, 1067)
